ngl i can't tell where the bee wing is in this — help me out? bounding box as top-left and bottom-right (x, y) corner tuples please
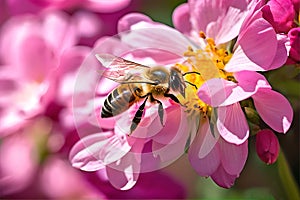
(96, 54), (157, 84)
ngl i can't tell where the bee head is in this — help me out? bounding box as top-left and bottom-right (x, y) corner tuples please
(169, 68), (186, 98)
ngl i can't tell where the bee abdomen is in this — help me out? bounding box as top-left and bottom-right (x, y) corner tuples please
(101, 85), (137, 118)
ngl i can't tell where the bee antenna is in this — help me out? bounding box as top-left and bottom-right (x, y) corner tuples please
(184, 81), (198, 90)
(183, 71), (201, 76)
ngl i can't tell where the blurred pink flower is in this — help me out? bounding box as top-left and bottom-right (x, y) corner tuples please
(262, 0), (296, 33)
(83, 170), (186, 199)
(292, 0), (300, 11)
(0, 131), (38, 196)
(2, 0), (138, 47)
(5, 0), (132, 15)
(261, 0), (300, 64)
(287, 27), (300, 64)
(40, 156), (103, 199)
(255, 129), (280, 165)
(0, 10), (91, 136)
(0, 117), (107, 199)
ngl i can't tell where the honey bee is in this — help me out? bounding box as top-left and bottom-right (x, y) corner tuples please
(96, 54), (195, 133)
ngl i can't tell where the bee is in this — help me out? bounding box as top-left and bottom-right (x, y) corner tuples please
(96, 54), (197, 133)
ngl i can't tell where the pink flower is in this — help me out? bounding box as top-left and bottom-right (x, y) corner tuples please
(255, 129), (280, 164)
(40, 156), (102, 199)
(0, 132), (38, 196)
(70, 0), (293, 189)
(261, 0), (300, 64)
(112, 0), (292, 187)
(262, 0), (296, 33)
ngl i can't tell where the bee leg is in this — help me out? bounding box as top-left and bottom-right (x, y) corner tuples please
(157, 100), (164, 126)
(148, 94), (164, 126)
(130, 95), (149, 134)
(164, 93), (186, 107)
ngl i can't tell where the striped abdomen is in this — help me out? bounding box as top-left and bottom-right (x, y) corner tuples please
(101, 84), (139, 118)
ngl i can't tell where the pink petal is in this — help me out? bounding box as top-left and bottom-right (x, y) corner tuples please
(262, 0), (295, 33)
(198, 71), (271, 106)
(188, 0), (226, 37)
(228, 9), (282, 71)
(42, 11), (78, 53)
(84, 0), (131, 13)
(118, 13), (152, 33)
(120, 21), (192, 56)
(57, 45), (91, 76)
(151, 116), (191, 165)
(211, 1), (256, 45)
(211, 165), (238, 188)
(172, 3), (192, 35)
(264, 34), (288, 70)
(189, 0), (253, 45)
(217, 103), (249, 145)
(252, 89), (293, 133)
(106, 150), (141, 190)
(224, 71), (272, 105)
(151, 105), (188, 144)
(69, 131), (131, 171)
(213, 6), (249, 45)
(219, 138), (248, 175)
(225, 46), (268, 72)
(106, 165), (139, 190)
(197, 78), (237, 106)
(151, 136), (187, 166)
(73, 11), (102, 38)
(94, 36), (132, 56)
(18, 34), (56, 82)
(188, 119), (220, 176)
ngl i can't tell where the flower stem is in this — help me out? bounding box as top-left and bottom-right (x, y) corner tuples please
(277, 149), (300, 200)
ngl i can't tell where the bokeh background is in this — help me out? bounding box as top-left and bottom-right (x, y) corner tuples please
(0, 0), (299, 199)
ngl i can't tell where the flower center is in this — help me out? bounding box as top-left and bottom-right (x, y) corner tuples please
(176, 32), (235, 117)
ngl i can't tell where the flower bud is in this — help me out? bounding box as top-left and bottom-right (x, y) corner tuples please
(255, 129), (280, 164)
(287, 27), (300, 64)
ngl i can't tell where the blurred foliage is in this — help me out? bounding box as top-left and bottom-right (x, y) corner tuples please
(134, 0), (187, 26)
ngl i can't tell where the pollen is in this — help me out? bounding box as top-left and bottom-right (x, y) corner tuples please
(175, 34), (237, 117)
(185, 35), (236, 82)
(175, 63), (210, 117)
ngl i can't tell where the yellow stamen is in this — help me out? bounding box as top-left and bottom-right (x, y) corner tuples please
(176, 34), (236, 117)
